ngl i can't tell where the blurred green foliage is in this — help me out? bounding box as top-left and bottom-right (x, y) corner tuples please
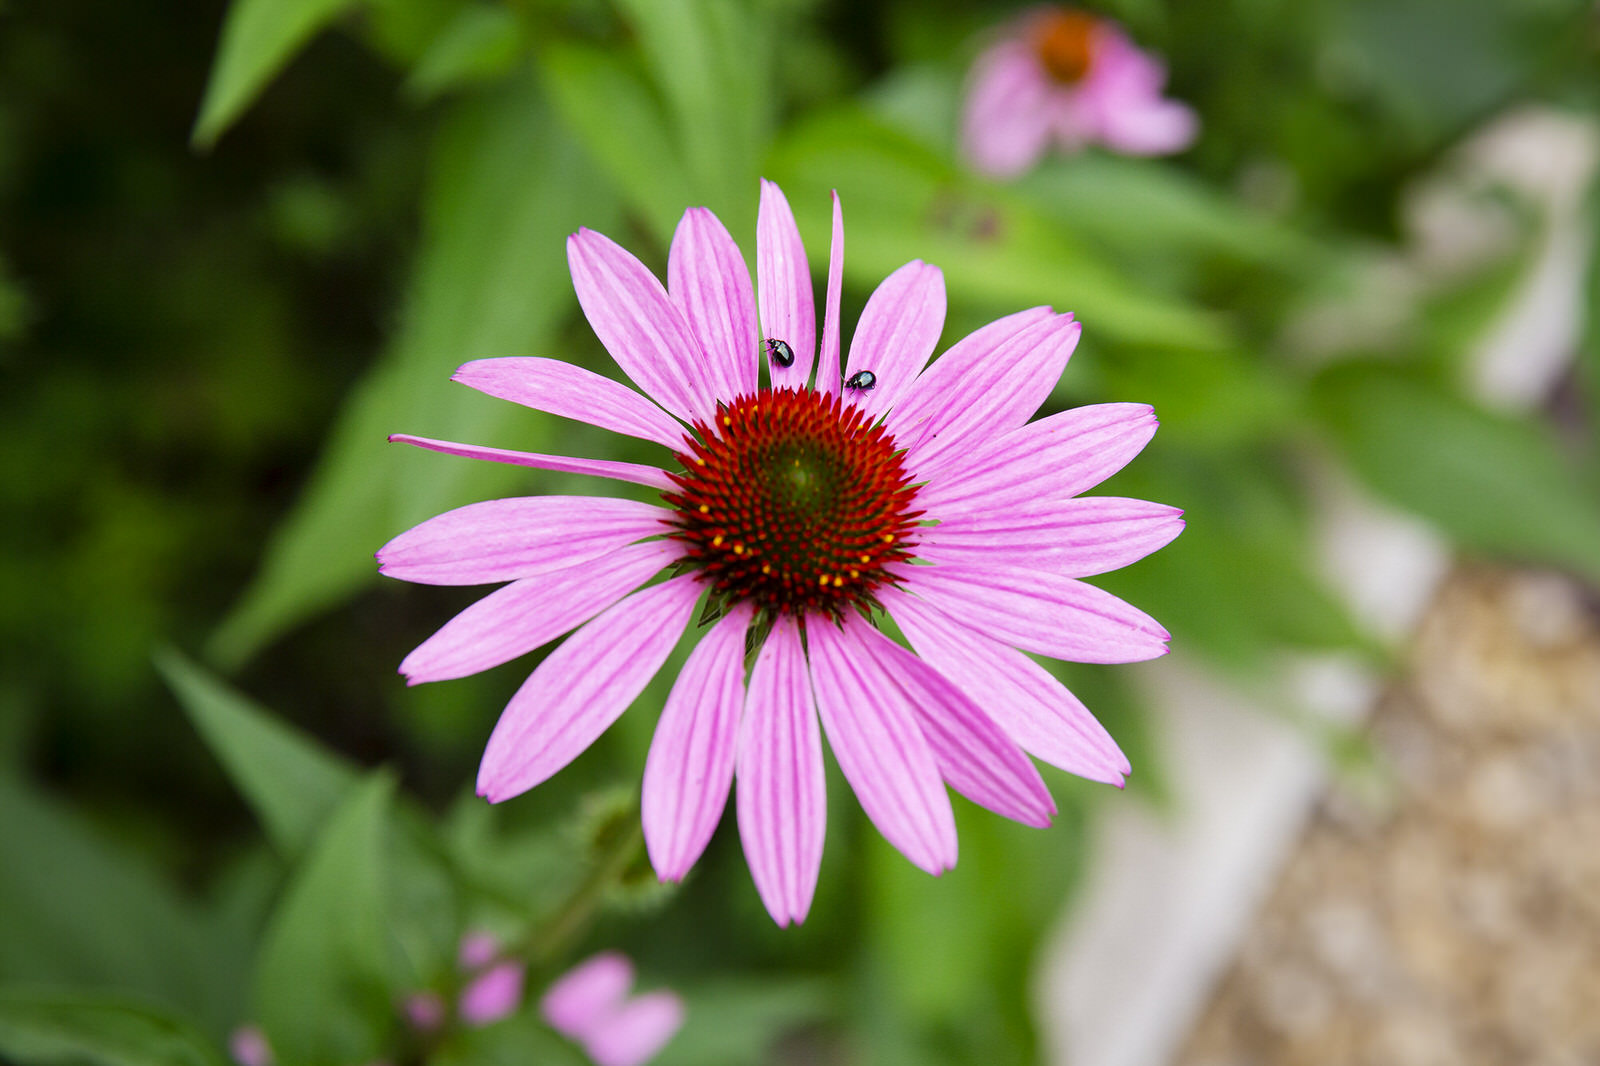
(3, 0), (1599, 1062)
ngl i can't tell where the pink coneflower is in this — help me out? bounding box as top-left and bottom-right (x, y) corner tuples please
(541, 953), (684, 1066)
(962, 6), (1198, 177)
(380, 180), (1180, 925)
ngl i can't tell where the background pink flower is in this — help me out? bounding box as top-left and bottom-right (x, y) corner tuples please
(542, 953), (684, 1066)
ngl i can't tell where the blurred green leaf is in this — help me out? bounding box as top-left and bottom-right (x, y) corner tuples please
(192, 0), (364, 148)
(1315, 364), (1600, 584)
(431, 1012), (583, 1066)
(253, 771), (398, 1066)
(650, 978), (833, 1066)
(0, 990), (225, 1066)
(156, 648), (356, 858)
(210, 72), (621, 668)
(0, 777), (212, 1019)
(403, 4), (522, 101)
(1091, 344), (1300, 449)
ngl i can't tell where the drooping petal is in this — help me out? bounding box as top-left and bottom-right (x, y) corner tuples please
(668, 207), (758, 400)
(843, 260), (946, 421)
(389, 434), (674, 491)
(893, 311), (1078, 472)
(736, 615), (826, 926)
(917, 497), (1186, 579)
(400, 541), (682, 684)
(806, 618), (958, 874)
(755, 179), (815, 388)
(452, 358), (686, 450)
(476, 574), (702, 802)
(906, 564), (1170, 664)
(961, 41), (1057, 179)
(913, 403), (1158, 517)
(815, 192), (845, 398)
(642, 603), (753, 881)
(541, 953), (633, 1038)
(1096, 97), (1199, 156)
(841, 618), (1055, 827)
(377, 495), (672, 586)
(459, 961), (525, 1027)
(568, 228), (718, 424)
(584, 990), (686, 1066)
(884, 588), (1129, 783)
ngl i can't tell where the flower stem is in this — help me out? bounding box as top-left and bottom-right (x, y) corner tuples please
(526, 809), (644, 967)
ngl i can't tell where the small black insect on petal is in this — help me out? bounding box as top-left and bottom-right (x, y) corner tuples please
(844, 370), (877, 391)
(766, 337), (796, 368)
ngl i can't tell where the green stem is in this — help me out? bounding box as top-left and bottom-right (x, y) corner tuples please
(522, 810), (644, 968)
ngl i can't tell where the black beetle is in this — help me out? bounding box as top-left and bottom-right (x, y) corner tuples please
(765, 338), (795, 368)
(844, 370), (877, 391)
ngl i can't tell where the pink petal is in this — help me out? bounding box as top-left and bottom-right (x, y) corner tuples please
(755, 179), (815, 388)
(584, 990), (685, 1066)
(541, 952), (634, 1038)
(399, 541), (681, 685)
(228, 1026), (272, 1066)
(389, 434), (674, 491)
(668, 207), (758, 400)
(452, 358), (687, 451)
(841, 619), (1055, 827)
(458, 930), (499, 970)
(735, 616), (826, 926)
(891, 308), (1075, 471)
(815, 192), (845, 398)
(962, 40), (1056, 178)
(641, 603), (753, 881)
(377, 495), (672, 586)
(1097, 97), (1199, 156)
(476, 574), (703, 802)
(914, 403), (1158, 518)
(842, 260), (946, 421)
(403, 992), (446, 1032)
(884, 588), (1129, 783)
(918, 497), (1186, 578)
(568, 228), (718, 424)
(460, 960), (525, 1027)
(806, 617), (958, 874)
(906, 564), (1170, 664)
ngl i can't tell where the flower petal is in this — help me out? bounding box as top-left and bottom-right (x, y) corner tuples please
(962, 40), (1056, 179)
(843, 260), (946, 421)
(842, 618), (1055, 827)
(452, 358), (687, 450)
(884, 588), (1129, 783)
(807, 617), (957, 874)
(905, 564), (1170, 664)
(756, 179), (815, 388)
(642, 603), (753, 882)
(918, 496), (1185, 578)
(377, 496), (672, 586)
(568, 227), (717, 424)
(541, 953), (634, 1038)
(400, 541), (682, 684)
(584, 990), (686, 1066)
(389, 434), (674, 491)
(459, 961), (525, 1027)
(815, 191), (845, 398)
(668, 207), (758, 400)
(476, 573), (702, 802)
(736, 615), (826, 926)
(893, 310), (1078, 472)
(913, 403), (1158, 518)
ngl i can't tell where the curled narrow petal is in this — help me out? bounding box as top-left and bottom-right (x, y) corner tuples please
(914, 403), (1158, 517)
(378, 495), (672, 586)
(894, 310), (1079, 472)
(585, 991), (686, 1066)
(452, 358), (686, 450)
(568, 228), (717, 424)
(756, 179), (815, 387)
(736, 616), (826, 926)
(400, 541), (682, 684)
(843, 260), (946, 421)
(884, 589), (1129, 783)
(669, 207), (758, 399)
(908, 564), (1170, 664)
(843, 618), (1055, 827)
(807, 618), (958, 874)
(962, 41), (1055, 179)
(459, 961), (525, 1027)
(918, 497), (1186, 578)
(476, 574), (703, 802)
(642, 603), (753, 881)
(816, 191), (845, 398)
(541, 953), (634, 1038)
(389, 434), (673, 491)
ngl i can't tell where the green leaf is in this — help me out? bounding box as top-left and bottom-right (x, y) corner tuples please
(403, 4), (523, 101)
(209, 71), (622, 668)
(253, 772), (398, 1066)
(650, 978), (832, 1066)
(155, 648), (356, 858)
(0, 990), (225, 1066)
(192, 0), (364, 148)
(1315, 364), (1600, 584)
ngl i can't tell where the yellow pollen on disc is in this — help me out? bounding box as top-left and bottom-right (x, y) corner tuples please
(762, 564), (772, 575)
(733, 543), (745, 554)
(712, 535), (724, 547)
(859, 554), (871, 564)
(698, 504), (709, 514)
